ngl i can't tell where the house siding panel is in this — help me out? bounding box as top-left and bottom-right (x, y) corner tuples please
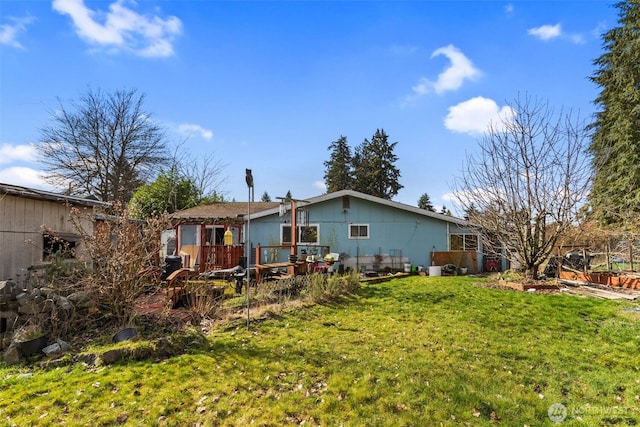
(250, 194), (454, 269)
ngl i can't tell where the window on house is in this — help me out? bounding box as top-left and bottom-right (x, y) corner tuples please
(204, 225), (225, 245)
(281, 224), (319, 244)
(450, 234), (464, 251)
(449, 233), (478, 251)
(179, 225), (199, 246)
(349, 224), (369, 239)
(43, 233), (78, 260)
(465, 235), (478, 251)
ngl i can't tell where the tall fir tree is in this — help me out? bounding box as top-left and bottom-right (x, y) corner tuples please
(323, 135), (353, 193)
(352, 129), (403, 200)
(589, 0), (640, 228)
(463, 203), (479, 221)
(417, 193), (435, 211)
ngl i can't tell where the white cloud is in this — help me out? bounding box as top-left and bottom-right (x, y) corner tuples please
(441, 191), (458, 203)
(528, 23), (586, 45)
(444, 96), (514, 136)
(504, 4), (514, 16)
(528, 24), (561, 41)
(0, 15), (36, 48)
(0, 143), (38, 164)
(592, 21), (609, 39)
(442, 187), (496, 205)
(313, 180), (326, 191)
(410, 45), (481, 97)
(178, 123), (213, 140)
(52, 0), (182, 58)
(569, 34), (586, 44)
(0, 166), (49, 189)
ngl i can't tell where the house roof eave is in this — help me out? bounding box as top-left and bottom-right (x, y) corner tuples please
(248, 189), (472, 227)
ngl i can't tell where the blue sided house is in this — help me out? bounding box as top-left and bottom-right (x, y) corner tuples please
(247, 190), (482, 274)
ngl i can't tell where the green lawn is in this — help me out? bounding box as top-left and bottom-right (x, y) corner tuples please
(1, 276), (639, 426)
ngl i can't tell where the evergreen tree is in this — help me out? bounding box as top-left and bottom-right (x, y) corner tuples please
(352, 129), (403, 199)
(199, 191), (225, 205)
(417, 193), (435, 211)
(260, 191), (272, 202)
(589, 0), (640, 228)
(323, 135), (352, 193)
(129, 167), (199, 218)
(463, 203), (478, 221)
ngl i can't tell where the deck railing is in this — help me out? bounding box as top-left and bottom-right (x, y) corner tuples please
(200, 245), (245, 273)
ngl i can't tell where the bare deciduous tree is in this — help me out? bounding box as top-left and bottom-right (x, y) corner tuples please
(452, 95), (592, 279)
(38, 87), (169, 202)
(181, 151), (227, 202)
(168, 141), (228, 202)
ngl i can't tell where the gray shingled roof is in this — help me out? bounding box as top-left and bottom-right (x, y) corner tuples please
(0, 182), (108, 207)
(171, 201), (280, 221)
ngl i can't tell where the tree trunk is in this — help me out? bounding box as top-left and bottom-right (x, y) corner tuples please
(524, 264), (539, 280)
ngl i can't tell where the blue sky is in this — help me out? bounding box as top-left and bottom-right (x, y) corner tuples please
(0, 0), (618, 212)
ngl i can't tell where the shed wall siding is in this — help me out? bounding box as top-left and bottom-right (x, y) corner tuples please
(0, 194), (83, 281)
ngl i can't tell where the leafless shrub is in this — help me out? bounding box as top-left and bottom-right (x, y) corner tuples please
(303, 271), (360, 302)
(182, 281), (226, 318)
(68, 203), (172, 327)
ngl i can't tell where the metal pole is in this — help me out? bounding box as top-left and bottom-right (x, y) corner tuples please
(246, 187), (250, 329)
(245, 169), (253, 330)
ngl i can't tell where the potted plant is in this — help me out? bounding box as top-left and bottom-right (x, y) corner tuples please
(14, 325), (48, 357)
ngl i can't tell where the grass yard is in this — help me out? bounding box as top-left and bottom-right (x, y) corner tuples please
(1, 276), (640, 426)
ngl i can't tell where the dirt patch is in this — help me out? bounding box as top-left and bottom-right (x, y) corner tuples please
(475, 275), (563, 294)
(497, 279), (561, 292)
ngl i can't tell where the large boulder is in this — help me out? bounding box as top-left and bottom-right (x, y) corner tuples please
(53, 295), (74, 311)
(0, 281), (19, 303)
(17, 294), (53, 314)
(3, 345), (21, 365)
(42, 339), (71, 356)
(101, 348), (126, 364)
(67, 291), (95, 309)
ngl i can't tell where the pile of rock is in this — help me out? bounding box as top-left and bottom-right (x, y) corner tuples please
(1, 280), (94, 364)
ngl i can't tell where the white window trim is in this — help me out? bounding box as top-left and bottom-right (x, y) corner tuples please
(349, 224), (370, 240)
(204, 225), (224, 246)
(449, 233), (479, 251)
(281, 223), (320, 245)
